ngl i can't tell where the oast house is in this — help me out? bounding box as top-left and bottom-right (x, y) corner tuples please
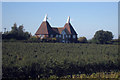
(35, 15), (78, 43)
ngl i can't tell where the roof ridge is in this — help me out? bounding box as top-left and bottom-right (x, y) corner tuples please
(52, 27), (64, 28)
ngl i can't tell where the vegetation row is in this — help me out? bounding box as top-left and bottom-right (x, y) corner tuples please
(2, 23), (120, 44)
(2, 42), (120, 79)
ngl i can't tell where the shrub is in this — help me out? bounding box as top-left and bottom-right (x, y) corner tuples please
(78, 37), (87, 43)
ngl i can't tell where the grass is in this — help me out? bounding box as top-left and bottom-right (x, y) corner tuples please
(2, 42), (120, 79)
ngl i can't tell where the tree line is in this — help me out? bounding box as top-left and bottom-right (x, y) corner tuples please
(2, 23), (119, 44)
(2, 23), (31, 40)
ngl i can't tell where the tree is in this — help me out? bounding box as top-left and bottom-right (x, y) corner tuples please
(78, 37), (87, 43)
(11, 23), (18, 34)
(93, 30), (113, 44)
(2, 23), (31, 40)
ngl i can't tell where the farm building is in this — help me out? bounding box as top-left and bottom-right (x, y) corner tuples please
(35, 15), (78, 43)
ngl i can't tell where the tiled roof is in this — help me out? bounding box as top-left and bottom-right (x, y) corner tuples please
(64, 23), (77, 35)
(35, 21), (58, 35)
(52, 27), (70, 34)
(35, 16), (77, 35)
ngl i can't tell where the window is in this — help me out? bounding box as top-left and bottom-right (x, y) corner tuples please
(51, 35), (53, 38)
(69, 35), (71, 38)
(62, 40), (65, 43)
(40, 35), (42, 37)
(56, 35), (58, 37)
(63, 35), (65, 39)
(42, 35), (44, 37)
(73, 35), (76, 38)
(66, 35), (68, 38)
(61, 30), (66, 35)
(59, 35), (61, 38)
(39, 35), (41, 37)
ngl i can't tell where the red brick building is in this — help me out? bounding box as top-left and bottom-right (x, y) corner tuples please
(35, 15), (78, 43)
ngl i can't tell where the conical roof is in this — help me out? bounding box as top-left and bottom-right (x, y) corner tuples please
(64, 16), (77, 35)
(35, 14), (57, 35)
(35, 21), (57, 35)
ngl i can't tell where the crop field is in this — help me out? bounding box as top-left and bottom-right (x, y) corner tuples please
(2, 42), (120, 79)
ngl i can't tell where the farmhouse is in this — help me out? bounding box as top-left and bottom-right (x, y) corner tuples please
(35, 15), (78, 43)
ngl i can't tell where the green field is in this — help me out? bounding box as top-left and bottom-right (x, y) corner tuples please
(2, 42), (120, 79)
